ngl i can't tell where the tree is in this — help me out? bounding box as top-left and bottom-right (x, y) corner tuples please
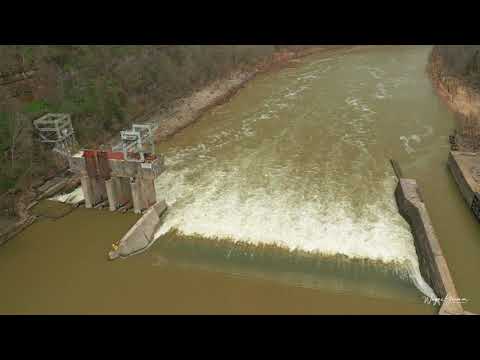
(2, 111), (28, 172)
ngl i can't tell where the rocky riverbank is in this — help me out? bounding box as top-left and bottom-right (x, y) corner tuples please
(428, 46), (480, 151)
(149, 46), (352, 141)
(0, 173), (80, 245)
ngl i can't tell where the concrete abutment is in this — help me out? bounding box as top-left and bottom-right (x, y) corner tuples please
(108, 200), (167, 260)
(71, 150), (164, 213)
(80, 175), (107, 208)
(395, 178), (465, 315)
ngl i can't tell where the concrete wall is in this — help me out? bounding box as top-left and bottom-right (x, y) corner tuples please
(395, 178), (464, 315)
(105, 179), (119, 211)
(117, 177), (132, 207)
(80, 176), (107, 208)
(105, 177), (133, 211)
(108, 200), (167, 259)
(447, 151), (476, 207)
(130, 177), (157, 214)
(109, 157), (164, 180)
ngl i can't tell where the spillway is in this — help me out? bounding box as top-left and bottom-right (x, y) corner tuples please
(152, 46), (440, 299)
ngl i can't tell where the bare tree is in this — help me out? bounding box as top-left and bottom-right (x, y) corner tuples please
(2, 111), (29, 174)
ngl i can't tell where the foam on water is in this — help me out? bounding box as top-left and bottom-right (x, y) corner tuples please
(51, 186), (84, 204)
(158, 173), (395, 260)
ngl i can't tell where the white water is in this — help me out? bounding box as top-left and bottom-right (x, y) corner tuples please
(152, 144), (436, 300)
(50, 186), (84, 204)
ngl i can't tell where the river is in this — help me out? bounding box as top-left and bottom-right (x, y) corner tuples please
(1, 45), (478, 314)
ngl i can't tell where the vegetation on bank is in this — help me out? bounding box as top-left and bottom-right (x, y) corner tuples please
(429, 46), (480, 89)
(0, 45), (312, 200)
(428, 45), (480, 152)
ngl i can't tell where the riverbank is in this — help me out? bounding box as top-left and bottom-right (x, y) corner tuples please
(428, 47), (480, 151)
(149, 46), (353, 141)
(0, 174), (80, 245)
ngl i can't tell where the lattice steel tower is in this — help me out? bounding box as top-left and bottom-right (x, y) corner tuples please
(33, 113), (78, 157)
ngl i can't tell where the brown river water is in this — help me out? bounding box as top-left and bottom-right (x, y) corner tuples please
(1, 45), (478, 314)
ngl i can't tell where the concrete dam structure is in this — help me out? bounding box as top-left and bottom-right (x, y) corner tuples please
(33, 115), (171, 259)
(69, 150), (164, 214)
(68, 149), (167, 259)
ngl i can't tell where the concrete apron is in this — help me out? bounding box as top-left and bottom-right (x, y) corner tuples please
(395, 178), (466, 315)
(108, 200), (167, 260)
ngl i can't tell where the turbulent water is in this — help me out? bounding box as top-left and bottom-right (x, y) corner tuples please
(52, 186), (84, 204)
(150, 46), (438, 299)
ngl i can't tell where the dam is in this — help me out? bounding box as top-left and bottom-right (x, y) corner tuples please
(1, 45), (479, 314)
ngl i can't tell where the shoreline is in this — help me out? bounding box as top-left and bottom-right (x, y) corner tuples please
(427, 50), (480, 151)
(149, 46), (355, 142)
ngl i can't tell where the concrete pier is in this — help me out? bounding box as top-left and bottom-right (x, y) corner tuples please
(80, 175), (107, 208)
(447, 151), (480, 220)
(395, 178), (465, 315)
(70, 150), (164, 212)
(108, 200), (167, 259)
(105, 178), (119, 211)
(130, 178), (157, 214)
(131, 179), (142, 214)
(106, 177), (134, 211)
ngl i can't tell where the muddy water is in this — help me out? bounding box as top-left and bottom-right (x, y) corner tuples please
(1, 45), (476, 314)
(0, 205), (433, 314)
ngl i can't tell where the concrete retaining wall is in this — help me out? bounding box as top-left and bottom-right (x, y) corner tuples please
(80, 176), (107, 208)
(395, 178), (464, 315)
(105, 177), (133, 211)
(108, 200), (167, 260)
(70, 151), (164, 213)
(447, 151), (477, 207)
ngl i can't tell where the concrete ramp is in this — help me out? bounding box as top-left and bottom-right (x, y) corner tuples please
(108, 200), (167, 260)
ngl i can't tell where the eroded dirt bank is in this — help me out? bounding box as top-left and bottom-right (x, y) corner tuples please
(428, 47), (480, 131)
